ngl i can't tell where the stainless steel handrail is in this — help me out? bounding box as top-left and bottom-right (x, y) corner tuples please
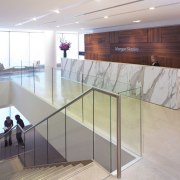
(0, 124), (26, 139)
(0, 83), (121, 178)
(24, 86), (119, 133)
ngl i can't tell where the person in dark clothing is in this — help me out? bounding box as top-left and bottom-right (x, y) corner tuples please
(151, 55), (160, 66)
(15, 114), (25, 148)
(4, 116), (13, 147)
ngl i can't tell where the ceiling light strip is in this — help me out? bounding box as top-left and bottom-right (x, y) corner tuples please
(75, 0), (144, 17)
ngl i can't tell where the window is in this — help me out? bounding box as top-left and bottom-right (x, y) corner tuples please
(0, 32), (9, 68)
(10, 32), (29, 67)
(30, 33), (45, 65)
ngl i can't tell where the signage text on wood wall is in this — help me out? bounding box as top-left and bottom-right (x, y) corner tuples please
(115, 47), (139, 53)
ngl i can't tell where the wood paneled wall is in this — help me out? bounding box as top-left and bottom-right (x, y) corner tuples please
(85, 25), (180, 68)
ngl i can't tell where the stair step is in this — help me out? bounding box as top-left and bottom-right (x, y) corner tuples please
(41, 164), (73, 180)
(61, 162), (94, 180)
(67, 162), (110, 180)
(25, 166), (56, 180)
(48, 163), (84, 180)
(12, 168), (41, 179)
(27, 166), (63, 180)
(13, 167), (50, 180)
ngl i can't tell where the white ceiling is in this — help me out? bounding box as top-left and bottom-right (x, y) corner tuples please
(0, 0), (180, 33)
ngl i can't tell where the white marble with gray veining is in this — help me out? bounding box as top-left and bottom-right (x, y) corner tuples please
(61, 58), (180, 109)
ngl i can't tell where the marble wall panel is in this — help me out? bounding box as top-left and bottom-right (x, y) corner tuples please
(61, 58), (180, 109)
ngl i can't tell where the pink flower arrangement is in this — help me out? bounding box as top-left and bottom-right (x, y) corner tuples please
(59, 40), (71, 50)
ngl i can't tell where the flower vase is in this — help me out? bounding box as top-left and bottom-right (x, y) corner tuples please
(63, 50), (67, 58)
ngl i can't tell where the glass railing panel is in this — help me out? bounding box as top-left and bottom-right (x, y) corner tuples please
(83, 73), (130, 94)
(83, 91), (93, 128)
(66, 98), (83, 123)
(16, 127), (25, 163)
(66, 98), (93, 163)
(61, 70), (82, 84)
(24, 128), (35, 167)
(48, 110), (66, 164)
(0, 70), (11, 81)
(52, 68), (66, 107)
(0, 129), (18, 160)
(120, 87), (142, 158)
(61, 70), (91, 93)
(93, 91), (112, 172)
(34, 121), (48, 166)
(34, 67), (53, 104)
(21, 65), (35, 93)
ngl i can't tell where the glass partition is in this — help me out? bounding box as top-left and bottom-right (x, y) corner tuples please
(0, 127), (25, 161)
(33, 66), (52, 103)
(34, 121), (48, 166)
(120, 87), (142, 159)
(0, 66), (142, 179)
(24, 127), (35, 167)
(93, 91), (112, 172)
(48, 110), (66, 164)
(66, 99), (93, 162)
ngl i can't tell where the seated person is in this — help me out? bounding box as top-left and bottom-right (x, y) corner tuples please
(0, 63), (5, 70)
(151, 55), (160, 66)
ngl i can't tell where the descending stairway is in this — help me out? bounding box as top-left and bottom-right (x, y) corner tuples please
(1, 158), (110, 180)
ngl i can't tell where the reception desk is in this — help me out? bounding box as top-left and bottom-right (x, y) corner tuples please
(61, 58), (180, 109)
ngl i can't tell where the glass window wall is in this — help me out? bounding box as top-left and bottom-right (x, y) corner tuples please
(10, 32), (30, 67)
(30, 33), (45, 65)
(0, 32), (9, 68)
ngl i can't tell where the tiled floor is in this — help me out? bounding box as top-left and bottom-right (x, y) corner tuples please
(107, 101), (180, 180)
(6, 71), (180, 179)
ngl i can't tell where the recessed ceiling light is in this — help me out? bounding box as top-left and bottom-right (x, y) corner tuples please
(56, 25), (60, 28)
(149, 7), (155, 10)
(133, 20), (141, 23)
(32, 18), (37, 21)
(54, 9), (60, 14)
(15, 23), (22, 26)
(75, 21), (79, 24)
(104, 16), (109, 19)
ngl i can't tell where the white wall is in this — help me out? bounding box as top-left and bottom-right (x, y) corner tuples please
(10, 82), (57, 125)
(0, 81), (10, 108)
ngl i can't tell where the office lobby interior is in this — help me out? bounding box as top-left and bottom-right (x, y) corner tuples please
(0, 0), (180, 179)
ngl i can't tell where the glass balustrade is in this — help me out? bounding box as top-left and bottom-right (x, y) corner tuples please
(120, 87), (142, 160)
(0, 63), (142, 179)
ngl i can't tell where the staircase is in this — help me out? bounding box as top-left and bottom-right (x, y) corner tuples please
(1, 158), (110, 180)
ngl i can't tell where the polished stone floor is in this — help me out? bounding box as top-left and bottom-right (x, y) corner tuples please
(107, 101), (180, 180)
(5, 71), (180, 179)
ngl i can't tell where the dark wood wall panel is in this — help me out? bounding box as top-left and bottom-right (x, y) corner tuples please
(85, 25), (180, 68)
(110, 29), (148, 43)
(148, 28), (161, 43)
(161, 26), (180, 43)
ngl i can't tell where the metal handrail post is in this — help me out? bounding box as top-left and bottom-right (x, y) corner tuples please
(21, 61), (22, 86)
(34, 128), (35, 166)
(117, 95), (121, 179)
(82, 73), (84, 122)
(24, 133), (26, 167)
(65, 108), (67, 161)
(52, 68), (54, 104)
(110, 96), (112, 172)
(47, 119), (49, 164)
(140, 87), (143, 157)
(33, 63), (35, 94)
(93, 89), (95, 160)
